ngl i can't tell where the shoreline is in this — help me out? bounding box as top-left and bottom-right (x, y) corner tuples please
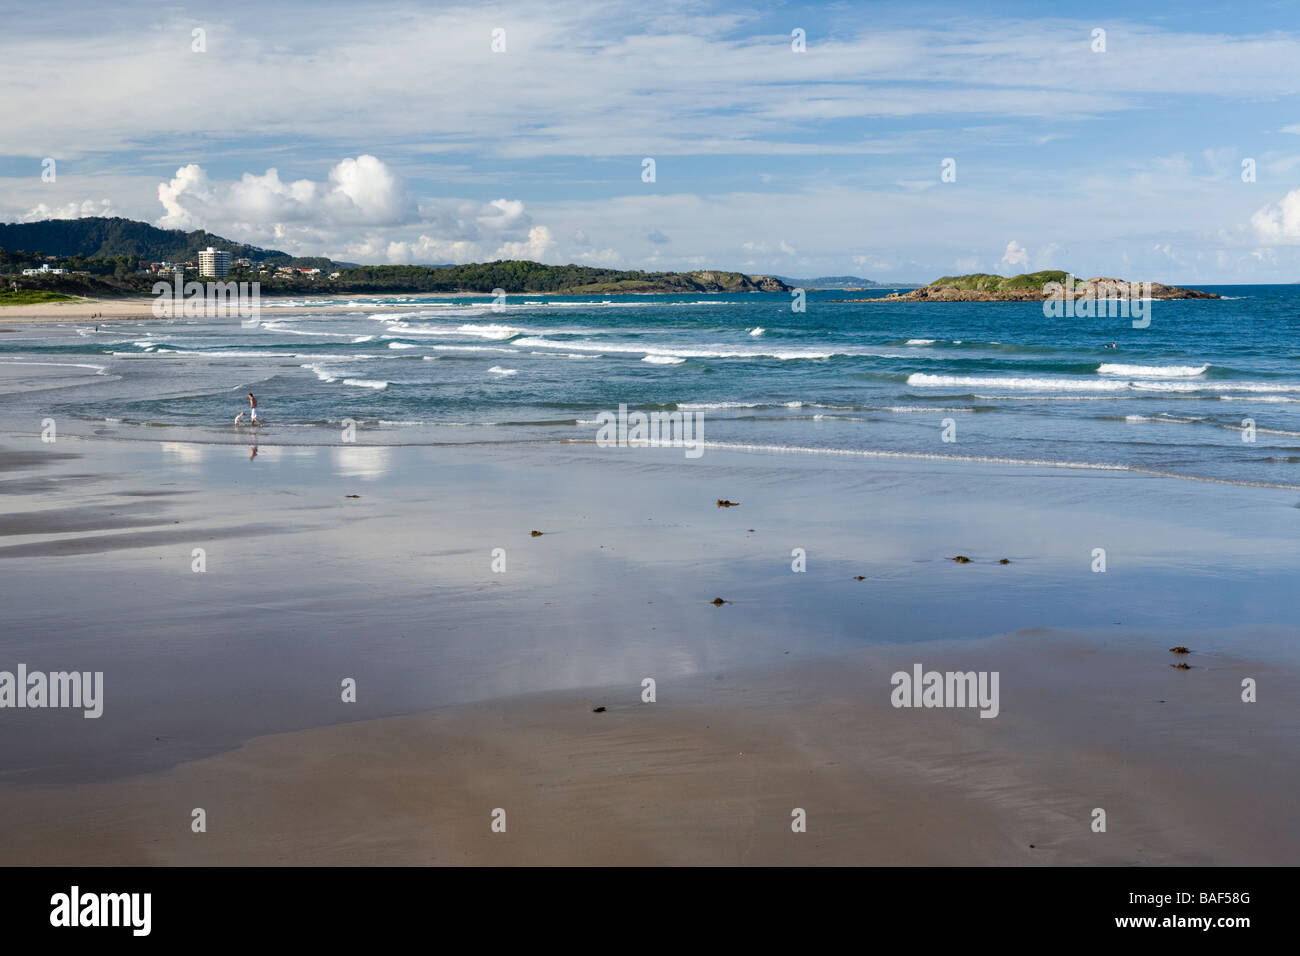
(0, 295), (497, 324)
(0, 288), (794, 324)
(2, 393), (1297, 865)
(2, 425), (1297, 493)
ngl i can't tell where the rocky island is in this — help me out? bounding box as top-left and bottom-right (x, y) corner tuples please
(839, 270), (1219, 302)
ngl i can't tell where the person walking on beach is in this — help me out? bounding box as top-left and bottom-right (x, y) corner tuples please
(248, 392), (261, 427)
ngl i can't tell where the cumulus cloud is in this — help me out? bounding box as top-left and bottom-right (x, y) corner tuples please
(493, 226), (556, 261)
(150, 157), (558, 263)
(1251, 189), (1300, 242)
(19, 198), (114, 222)
(999, 239), (1029, 270)
(572, 248), (623, 265)
(385, 235), (481, 265)
(158, 155), (413, 233)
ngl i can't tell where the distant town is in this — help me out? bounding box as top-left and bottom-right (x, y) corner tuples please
(20, 247), (340, 281)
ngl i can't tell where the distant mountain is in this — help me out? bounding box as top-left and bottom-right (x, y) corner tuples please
(775, 275), (885, 289)
(336, 263), (789, 294)
(1, 218), (790, 296)
(0, 217), (293, 263)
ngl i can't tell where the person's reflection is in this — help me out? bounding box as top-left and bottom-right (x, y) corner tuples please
(249, 439), (258, 461)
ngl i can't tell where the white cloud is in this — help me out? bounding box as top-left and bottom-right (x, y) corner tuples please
(149, 157), (557, 263)
(1251, 189), (1300, 242)
(158, 155), (413, 234)
(999, 240), (1029, 270)
(19, 198), (114, 222)
(493, 226), (556, 261)
(572, 247), (623, 265)
(1033, 242), (1061, 269)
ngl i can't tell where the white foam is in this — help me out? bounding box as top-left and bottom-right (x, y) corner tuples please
(513, 337), (844, 361)
(905, 338), (936, 345)
(430, 345), (518, 354)
(1124, 414), (1202, 424)
(387, 342), (420, 349)
(1098, 363), (1208, 377)
(301, 363), (338, 383)
(455, 323), (522, 340)
(911, 373), (1300, 394)
(342, 378), (387, 389)
(888, 406), (975, 413)
(642, 355), (685, 365)
(1218, 395), (1300, 403)
(910, 373), (1130, 392)
(259, 322), (359, 338)
(749, 327), (765, 336)
(488, 366), (518, 376)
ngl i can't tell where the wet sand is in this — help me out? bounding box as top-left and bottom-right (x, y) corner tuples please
(1, 630), (1293, 866)
(0, 295), (496, 324)
(1, 436), (1297, 864)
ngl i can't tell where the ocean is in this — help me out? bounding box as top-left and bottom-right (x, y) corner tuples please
(3, 286), (1298, 487)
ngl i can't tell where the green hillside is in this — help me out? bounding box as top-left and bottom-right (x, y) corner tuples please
(926, 270), (1069, 292)
(0, 217), (290, 262)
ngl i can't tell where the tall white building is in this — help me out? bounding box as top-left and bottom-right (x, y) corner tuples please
(198, 247), (230, 278)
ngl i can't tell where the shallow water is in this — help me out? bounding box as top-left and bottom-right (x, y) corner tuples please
(1, 285), (1298, 487)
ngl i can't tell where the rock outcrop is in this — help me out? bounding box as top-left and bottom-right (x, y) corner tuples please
(840, 271), (1219, 302)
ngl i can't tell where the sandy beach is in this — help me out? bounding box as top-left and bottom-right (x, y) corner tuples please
(2, 632), (1293, 866)
(1, 430), (1296, 865)
(0, 294), (494, 324)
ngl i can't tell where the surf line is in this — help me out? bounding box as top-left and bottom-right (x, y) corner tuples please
(152, 270), (261, 325)
(594, 403), (705, 459)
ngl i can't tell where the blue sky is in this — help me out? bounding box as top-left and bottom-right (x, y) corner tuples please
(3, 0), (1300, 281)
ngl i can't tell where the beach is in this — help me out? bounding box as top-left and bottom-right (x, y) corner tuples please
(0, 295), (485, 324)
(2, 429), (1297, 865)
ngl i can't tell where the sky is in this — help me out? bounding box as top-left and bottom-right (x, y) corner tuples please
(2, 0), (1300, 282)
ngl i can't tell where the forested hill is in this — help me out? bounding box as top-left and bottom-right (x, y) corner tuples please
(335, 263), (788, 293)
(0, 217), (289, 262)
